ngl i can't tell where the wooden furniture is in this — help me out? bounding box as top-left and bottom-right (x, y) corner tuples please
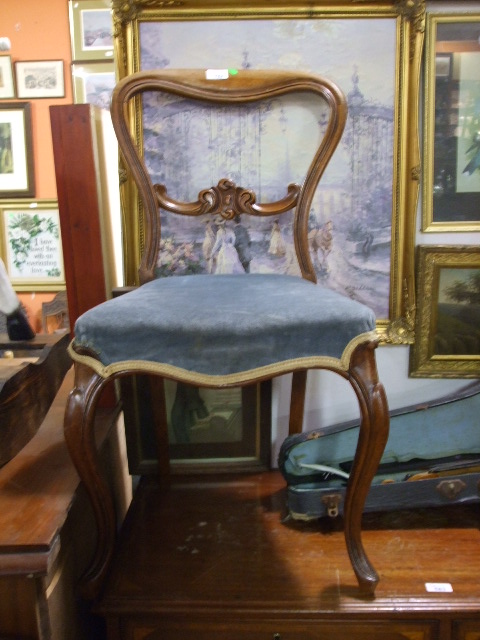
(42, 290), (70, 334)
(0, 331), (71, 467)
(63, 69), (389, 600)
(0, 369), (130, 640)
(98, 471), (480, 640)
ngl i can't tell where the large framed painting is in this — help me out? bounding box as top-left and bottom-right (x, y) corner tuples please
(410, 245), (480, 378)
(111, 0), (425, 345)
(422, 13), (480, 232)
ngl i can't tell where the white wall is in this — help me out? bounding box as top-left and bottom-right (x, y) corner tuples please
(271, 0), (480, 464)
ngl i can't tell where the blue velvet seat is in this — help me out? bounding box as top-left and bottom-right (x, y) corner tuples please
(63, 69), (389, 600)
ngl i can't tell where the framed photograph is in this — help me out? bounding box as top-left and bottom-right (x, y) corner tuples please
(113, 0), (424, 345)
(422, 14), (480, 232)
(0, 200), (65, 291)
(435, 53), (452, 80)
(121, 376), (272, 475)
(410, 246), (480, 378)
(0, 56), (15, 99)
(72, 61), (115, 109)
(15, 60), (65, 99)
(69, 0), (114, 62)
(0, 103), (35, 199)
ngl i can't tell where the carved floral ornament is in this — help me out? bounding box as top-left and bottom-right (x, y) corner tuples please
(154, 179), (301, 220)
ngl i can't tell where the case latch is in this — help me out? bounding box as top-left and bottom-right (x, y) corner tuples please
(322, 493), (343, 518)
(436, 478), (466, 500)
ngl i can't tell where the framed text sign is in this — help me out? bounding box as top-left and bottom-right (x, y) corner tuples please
(0, 200), (65, 291)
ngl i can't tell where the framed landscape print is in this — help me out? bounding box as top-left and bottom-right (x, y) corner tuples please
(422, 13), (480, 232)
(0, 103), (34, 199)
(69, 0), (114, 61)
(0, 200), (65, 291)
(72, 61), (116, 109)
(15, 60), (65, 99)
(410, 245), (480, 378)
(112, 0), (425, 345)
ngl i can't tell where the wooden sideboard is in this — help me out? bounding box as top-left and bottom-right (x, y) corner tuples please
(0, 370), (131, 640)
(98, 471), (480, 640)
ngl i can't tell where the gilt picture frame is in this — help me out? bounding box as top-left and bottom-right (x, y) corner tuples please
(0, 103), (35, 199)
(410, 245), (480, 378)
(422, 13), (480, 232)
(112, 0), (424, 345)
(0, 199), (65, 291)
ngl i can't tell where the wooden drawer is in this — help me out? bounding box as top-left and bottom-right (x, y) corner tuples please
(113, 617), (437, 640)
(454, 620), (480, 640)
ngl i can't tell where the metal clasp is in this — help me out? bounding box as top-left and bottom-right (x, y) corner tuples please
(322, 493), (343, 518)
(436, 478), (466, 500)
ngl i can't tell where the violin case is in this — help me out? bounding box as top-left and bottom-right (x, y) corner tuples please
(278, 381), (480, 520)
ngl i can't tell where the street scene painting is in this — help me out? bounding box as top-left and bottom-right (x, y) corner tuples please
(139, 18), (397, 320)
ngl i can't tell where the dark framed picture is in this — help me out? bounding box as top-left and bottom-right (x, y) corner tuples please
(0, 56), (15, 99)
(15, 60), (65, 99)
(410, 245), (480, 378)
(0, 103), (35, 199)
(121, 376), (272, 475)
(423, 14), (480, 231)
(69, 0), (114, 62)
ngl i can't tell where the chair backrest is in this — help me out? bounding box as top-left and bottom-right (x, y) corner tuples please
(111, 69), (347, 285)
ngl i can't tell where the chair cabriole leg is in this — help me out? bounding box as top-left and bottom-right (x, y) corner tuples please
(343, 341), (390, 595)
(63, 361), (116, 600)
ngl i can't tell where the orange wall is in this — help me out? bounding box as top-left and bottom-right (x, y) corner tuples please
(2, 0), (73, 329)
(2, 0), (73, 198)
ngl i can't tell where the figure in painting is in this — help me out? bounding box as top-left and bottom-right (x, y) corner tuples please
(202, 218), (216, 273)
(211, 219), (245, 274)
(233, 215), (252, 273)
(268, 219), (286, 257)
(0, 126), (13, 175)
(309, 220), (333, 272)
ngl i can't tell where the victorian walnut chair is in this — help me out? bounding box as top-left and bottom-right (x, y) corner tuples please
(63, 69), (389, 599)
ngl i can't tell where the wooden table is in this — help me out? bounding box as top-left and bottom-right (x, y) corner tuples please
(99, 471), (480, 640)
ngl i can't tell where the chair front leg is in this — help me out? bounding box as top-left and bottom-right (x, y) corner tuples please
(344, 341), (390, 596)
(63, 360), (116, 600)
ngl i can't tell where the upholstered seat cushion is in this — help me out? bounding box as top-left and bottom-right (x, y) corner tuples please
(72, 274), (376, 377)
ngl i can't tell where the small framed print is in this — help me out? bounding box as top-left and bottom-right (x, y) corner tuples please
(15, 60), (65, 99)
(69, 0), (114, 62)
(0, 56), (15, 99)
(0, 200), (65, 291)
(0, 103), (35, 199)
(72, 62), (115, 109)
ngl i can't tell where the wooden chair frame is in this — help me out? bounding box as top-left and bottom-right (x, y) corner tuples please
(63, 70), (389, 599)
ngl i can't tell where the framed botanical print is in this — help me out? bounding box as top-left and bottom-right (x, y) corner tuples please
(422, 13), (480, 232)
